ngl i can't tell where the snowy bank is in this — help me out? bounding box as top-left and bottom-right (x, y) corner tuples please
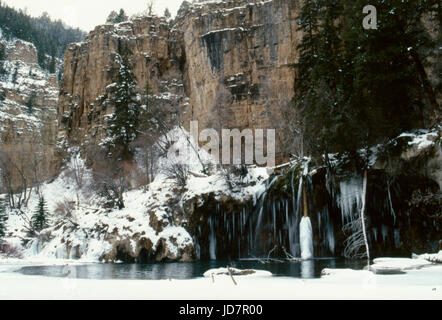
(0, 263), (440, 300)
(415, 251), (442, 264)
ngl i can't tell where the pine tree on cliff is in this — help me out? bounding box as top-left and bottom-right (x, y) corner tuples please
(296, 0), (440, 156)
(340, 0), (440, 139)
(295, 0), (352, 156)
(12, 61), (19, 84)
(164, 8), (171, 19)
(0, 45), (6, 75)
(108, 48), (141, 158)
(106, 9), (128, 24)
(31, 196), (49, 233)
(0, 198), (8, 239)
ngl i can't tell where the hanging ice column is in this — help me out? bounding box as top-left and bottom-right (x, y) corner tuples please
(299, 160), (314, 260)
(209, 217), (217, 260)
(300, 217), (314, 259)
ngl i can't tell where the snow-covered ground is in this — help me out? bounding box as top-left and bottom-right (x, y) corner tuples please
(0, 257), (440, 300)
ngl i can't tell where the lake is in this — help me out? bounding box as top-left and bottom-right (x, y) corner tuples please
(16, 258), (366, 280)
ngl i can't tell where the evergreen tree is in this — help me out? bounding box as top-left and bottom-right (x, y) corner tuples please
(106, 9), (128, 24)
(164, 8), (171, 19)
(108, 48), (141, 158)
(0, 198), (7, 239)
(0, 45), (5, 62)
(31, 196), (49, 232)
(0, 45), (6, 75)
(26, 92), (36, 114)
(295, 0), (440, 157)
(11, 62), (19, 84)
(106, 11), (118, 23)
(0, 2), (85, 71)
(296, 0), (351, 156)
(49, 45), (56, 74)
(116, 9), (128, 23)
(57, 69), (63, 85)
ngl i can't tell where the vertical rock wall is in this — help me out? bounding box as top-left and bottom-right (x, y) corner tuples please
(58, 0), (301, 160)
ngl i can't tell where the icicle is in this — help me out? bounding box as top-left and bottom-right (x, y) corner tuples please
(296, 177), (303, 217)
(272, 201), (276, 238)
(291, 170), (295, 211)
(394, 229), (400, 248)
(381, 225), (388, 245)
(322, 207), (335, 254)
(255, 206), (264, 238)
(209, 216), (216, 260)
(317, 212), (321, 233)
(387, 182), (396, 226)
(338, 176), (363, 225)
(300, 216), (314, 259)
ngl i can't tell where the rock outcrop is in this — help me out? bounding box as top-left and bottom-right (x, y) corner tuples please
(177, 0), (300, 145)
(58, 16), (185, 148)
(0, 38), (60, 191)
(58, 0), (301, 160)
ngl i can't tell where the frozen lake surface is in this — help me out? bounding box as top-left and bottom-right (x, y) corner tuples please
(15, 258), (366, 280)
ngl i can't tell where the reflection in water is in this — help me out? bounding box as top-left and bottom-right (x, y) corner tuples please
(300, 260), (314, 279)
(17, 258), (365, 280)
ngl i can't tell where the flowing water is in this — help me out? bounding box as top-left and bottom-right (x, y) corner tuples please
(16, 259), (366, 280)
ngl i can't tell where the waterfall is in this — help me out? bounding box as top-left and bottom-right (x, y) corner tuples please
(373, 227), (378, 242)
(320, 207), (335, 254)
(209, 216), (216, 260)
(381, 225), (388, 245)
(300, 216), (314, 259)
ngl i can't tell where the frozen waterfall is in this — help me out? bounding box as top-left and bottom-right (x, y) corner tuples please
(300, 216), (314, 259)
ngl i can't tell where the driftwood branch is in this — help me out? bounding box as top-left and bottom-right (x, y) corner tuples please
(227, 266), (237, 286)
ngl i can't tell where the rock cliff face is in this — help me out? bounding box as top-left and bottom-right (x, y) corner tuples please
(58, 0), (301, 160)
(58, 16), (185, 148)
(0, 38), (60, 191)
(177, 0), (300, 142)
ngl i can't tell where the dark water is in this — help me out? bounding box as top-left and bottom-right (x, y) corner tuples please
(17, 258), (366, 280)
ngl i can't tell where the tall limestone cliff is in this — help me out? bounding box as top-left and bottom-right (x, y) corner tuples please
(58, 16), (185, 148)
(0, 38), (60, 193)
(178, 0), (300, 144)
(58, 0), (301, 161)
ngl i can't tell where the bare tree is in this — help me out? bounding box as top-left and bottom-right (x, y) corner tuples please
(277, 99), (305, 160)
(53, 198), (79, 228)
(147, 0), (155, 16)
(132, 134), (161, 185)
(162, 160), (189, 188)
(88, 147), (128, 210)
(65, 152), (88, 206)
(0, 141), (42, 209)
(342, 171), (370, 266)
(132, 80), (188, 184)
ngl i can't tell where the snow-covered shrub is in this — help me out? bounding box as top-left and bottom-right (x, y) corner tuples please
(162, 160), (189, 188)
(53, 199), (75, 221)
(0, 242), (22, 258)
(222, 164), (249, 191)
